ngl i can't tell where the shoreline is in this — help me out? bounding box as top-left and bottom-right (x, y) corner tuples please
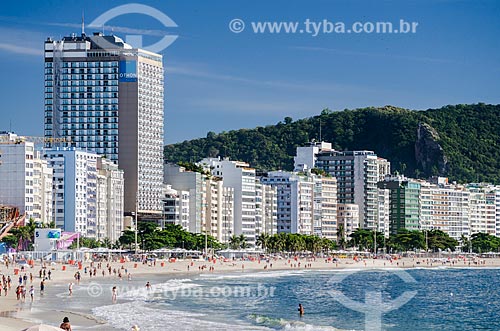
(2, 256), (500, 330)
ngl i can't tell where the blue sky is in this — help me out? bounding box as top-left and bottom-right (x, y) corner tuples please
(0, 0), (499, 143)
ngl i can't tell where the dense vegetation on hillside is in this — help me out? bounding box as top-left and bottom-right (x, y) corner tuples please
(164, 104), (500, 184)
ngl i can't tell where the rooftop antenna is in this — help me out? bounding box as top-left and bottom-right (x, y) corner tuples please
(81, 10), (85, 35)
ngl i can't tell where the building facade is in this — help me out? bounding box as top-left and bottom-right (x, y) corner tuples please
(96, 157), (124, 242)
(295, 142), (390, 231)
(33, 151), (54, 224)
(378, 175), (421, 234)
(337, 203), (359, 242)
(162, 184), (190, 231)
(255, 181), (278, 236)
(0, 133), (36, 221)
(44, 32), (164, 215)
(44, 148), (98, 236)
(164, 164), (206, 234)
(201, 158), (257, 245)
(316, 177), (338, 240)
(205, 179), (234, 243)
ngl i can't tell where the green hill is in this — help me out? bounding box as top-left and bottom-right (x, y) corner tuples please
(164, 103), (500, 184)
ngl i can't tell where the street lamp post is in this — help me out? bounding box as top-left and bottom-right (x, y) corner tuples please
(134, 192), (138, 255)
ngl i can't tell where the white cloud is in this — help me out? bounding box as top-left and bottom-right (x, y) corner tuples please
(292, 46), (457, 64)
(49, 22), (172, 37)
(0, 43), (42, 56)
(164, 62), (375, 93)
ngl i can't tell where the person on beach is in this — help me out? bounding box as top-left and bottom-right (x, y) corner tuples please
(298, 303), (304, 316)
(145, 281), (151, 290)
(60, 316), (72, 331)
(68, 282), (73, 296)
(29, 285), (34, 302)
(40, 280), (45, 294)
(112, 286), (117, 302)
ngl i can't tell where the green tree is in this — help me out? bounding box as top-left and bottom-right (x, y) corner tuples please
(426, 229), (458, 252)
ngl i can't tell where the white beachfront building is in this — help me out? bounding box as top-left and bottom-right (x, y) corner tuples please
(200, 158), (257, 245)
(0, 133), (36, 222)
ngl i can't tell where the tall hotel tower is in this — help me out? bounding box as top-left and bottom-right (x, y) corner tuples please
(44, 32), (164, 215)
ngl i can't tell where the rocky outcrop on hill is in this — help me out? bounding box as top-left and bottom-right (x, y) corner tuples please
(415, 122), (448, 176)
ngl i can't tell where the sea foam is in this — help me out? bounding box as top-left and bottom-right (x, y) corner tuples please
(93, 301), (270, 331)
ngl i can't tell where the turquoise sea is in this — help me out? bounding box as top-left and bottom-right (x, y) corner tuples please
(34, 267), (500, 330)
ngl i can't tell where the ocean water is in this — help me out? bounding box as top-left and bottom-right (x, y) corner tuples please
(36, 267), (500, 330)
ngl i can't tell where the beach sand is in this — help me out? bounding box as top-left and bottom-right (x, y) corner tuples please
(1, 255), (499, 330)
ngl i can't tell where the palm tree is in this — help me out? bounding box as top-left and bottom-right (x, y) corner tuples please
(337, 223), (346, 250)
(460, 234), (470, 253)
(229, 235), (240, 249)
(239, 234), (248, 249)
(256, 233), (271, 252)
(101, 237), (112, 248)
(305, 235), (321, 254)
(276, 233), (287, 252)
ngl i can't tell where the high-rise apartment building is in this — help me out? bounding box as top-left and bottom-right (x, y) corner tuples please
(337, 203), (359, 240)
(377, 188), (390, 238)
(427, 179), (469, 240)
(44, 32), (164, 215)
(201, 158), (257, 245)
(204, 179), (234, 243)
(44, 148), (98, 235)
(467, 185), (497, 236)
(164, 164), (207, 233)
(164, 163), (235, 243)
(255, 180), (278, 236)
(96, 158), (124, 242)
(261, 170), (336, 238)
(261, 171), (314, 235)
(162, 184), (190, 231)
(378, 175), (421, 234)
(315, 177), (338, 240)
(33, 151), (53, 224)
(44, 148), (124, 239)
(0, 133), (36, 221)
(295, 142), (390, 231)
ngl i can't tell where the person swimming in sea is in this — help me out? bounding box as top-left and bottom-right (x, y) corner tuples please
(60, 316), (72, 331)
(298, 303), (304, 316)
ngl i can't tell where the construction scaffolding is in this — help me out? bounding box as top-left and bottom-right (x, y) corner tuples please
(0, 135), (71, 144)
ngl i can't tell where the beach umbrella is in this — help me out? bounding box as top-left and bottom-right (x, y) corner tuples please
(21, 324), (63, 331)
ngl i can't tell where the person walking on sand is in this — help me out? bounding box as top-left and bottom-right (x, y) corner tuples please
(60, 316), (72, 331)
(298, 303), (304, 316)
(68, 282), (73, 296)
(29, 285), (34, 302)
